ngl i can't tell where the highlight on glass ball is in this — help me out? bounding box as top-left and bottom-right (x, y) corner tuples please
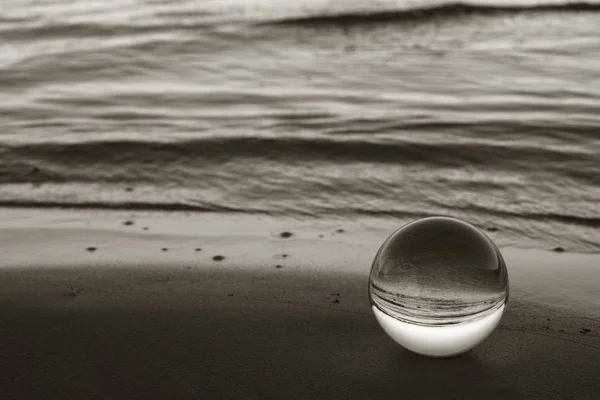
(369, 216), (509, 358)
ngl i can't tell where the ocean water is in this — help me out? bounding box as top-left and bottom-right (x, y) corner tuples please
(0, 0), (599, 252)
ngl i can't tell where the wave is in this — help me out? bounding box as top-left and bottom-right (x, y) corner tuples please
(433, 203), (600, 228)
(3, 136), (595, 168)
(328, 208), (600, 228)
(521, 212), (600, 228)
(259, 1), (600, 26)
(1, 199), (599, 229)
(0, 199), (247, 213)
(0, 21), (216, 41)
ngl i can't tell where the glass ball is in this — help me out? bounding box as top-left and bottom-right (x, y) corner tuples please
(369, 216), (509, 357)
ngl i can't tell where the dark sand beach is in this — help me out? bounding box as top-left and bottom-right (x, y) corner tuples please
(1, 209), (598, 399)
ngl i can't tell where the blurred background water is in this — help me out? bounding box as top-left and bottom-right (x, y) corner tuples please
(0, 0), (599, 252)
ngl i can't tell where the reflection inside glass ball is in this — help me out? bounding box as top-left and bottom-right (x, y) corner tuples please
(369, 216), (509, 357)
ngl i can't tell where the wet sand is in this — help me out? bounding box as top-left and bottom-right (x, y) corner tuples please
(0, 208), (598, 399)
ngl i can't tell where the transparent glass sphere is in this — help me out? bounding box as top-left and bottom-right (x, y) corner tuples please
(369, 216), (509, 357)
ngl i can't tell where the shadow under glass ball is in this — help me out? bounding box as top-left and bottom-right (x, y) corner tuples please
(369, 216), (509, 357)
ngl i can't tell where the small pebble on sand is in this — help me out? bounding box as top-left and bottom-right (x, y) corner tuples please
(86, 247), (97, 252)
(553, 247), (566, 253)
(279, 231), (293, 238)
(485, 226), (499, 232)
(162, 248), (169, 252)
(123, 220), (134, 226)
(213, 255), (225, 261)
(195, 248), (202, 252)
(275, 264), (282, 269)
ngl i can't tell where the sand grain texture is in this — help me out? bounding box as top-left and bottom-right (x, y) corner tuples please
(0, 209), (598, 399)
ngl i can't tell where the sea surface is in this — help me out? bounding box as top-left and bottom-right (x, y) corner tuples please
(0, 0), (599, 252)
